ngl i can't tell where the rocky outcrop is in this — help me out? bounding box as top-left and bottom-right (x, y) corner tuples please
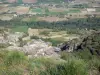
(0, 32), (60, 58)
(58, 38), (81, 52)
(59, 31), (100, 56)
(7, 39), (60, 58)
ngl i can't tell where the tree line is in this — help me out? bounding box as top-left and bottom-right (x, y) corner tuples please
(0, 18), (100, 30)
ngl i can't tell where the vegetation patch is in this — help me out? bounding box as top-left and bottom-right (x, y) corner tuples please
(12, 26), (28, 33)
(31, 8), (44, 14)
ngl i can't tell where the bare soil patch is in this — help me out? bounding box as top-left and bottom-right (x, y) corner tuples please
(38, 16), (67, 22)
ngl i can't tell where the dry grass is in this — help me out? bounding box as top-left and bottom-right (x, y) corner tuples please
(0, 14), (13, 20)
(38, 16), (67, 22)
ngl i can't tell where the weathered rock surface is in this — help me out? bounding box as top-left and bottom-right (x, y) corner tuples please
(7, 39), (60, 58)
(58, 38), (81, 52)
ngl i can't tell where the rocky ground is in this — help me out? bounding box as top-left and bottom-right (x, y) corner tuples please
(0, 29), (98, 58)
(0, 31), (61, 58)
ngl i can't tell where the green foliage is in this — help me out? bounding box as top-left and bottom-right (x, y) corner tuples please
(41, 38), (62, 46)
(74, 50), (100, 73)
(0, 50), (28, 75)
(12, 26), (28, 33)
(28, 58), (57, 75)
(72, 4), (89, 8)
(4, 51), (27, 66)
(31, 8), (44, 14)
(67, 29), (80, 34)
(39, 58), (88, 75)
(60, 52), (75, 60)
(1, 18), (100, 31)
(74, 50), (93, 61)
(0, 69), (22, 75)
(45, 8), (49, 13)
(0, 49), (100, 75)
(0, 32), (100, 75)
(0, 50), (8, 61)
(68, 9), (81, 13)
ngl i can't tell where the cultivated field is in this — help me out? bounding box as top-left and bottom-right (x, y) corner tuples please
(0, 14), (13, 20)
(0, 6), (9, 13)
(22, 0), (37, 3)
(38, 16), (67, 22)
(28, 28), (80, 42)
(16, 6), (30, 14)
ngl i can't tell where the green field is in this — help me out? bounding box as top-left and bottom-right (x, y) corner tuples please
(12, 26), (28, 33)
(47, 9), (80, 15)
(68, 9), (81, 13)
(17, 0), (23, 4)
(47, 12), (61, 15)
(31, 8), (81, 15)
(31, 8), (44, 14)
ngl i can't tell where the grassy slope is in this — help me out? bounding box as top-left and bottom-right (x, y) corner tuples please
(0, 49), (100, 75)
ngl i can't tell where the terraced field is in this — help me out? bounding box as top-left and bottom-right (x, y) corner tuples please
(28, 28), (80, 42)
(38, 16), (67, 22)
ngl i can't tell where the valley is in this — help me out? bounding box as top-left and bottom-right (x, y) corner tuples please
(0, 0), (100, 75)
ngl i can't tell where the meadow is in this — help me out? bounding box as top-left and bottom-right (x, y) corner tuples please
(12, 26), (28, 33)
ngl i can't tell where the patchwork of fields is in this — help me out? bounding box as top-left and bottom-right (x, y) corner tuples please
(28, 28), (80, 42)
